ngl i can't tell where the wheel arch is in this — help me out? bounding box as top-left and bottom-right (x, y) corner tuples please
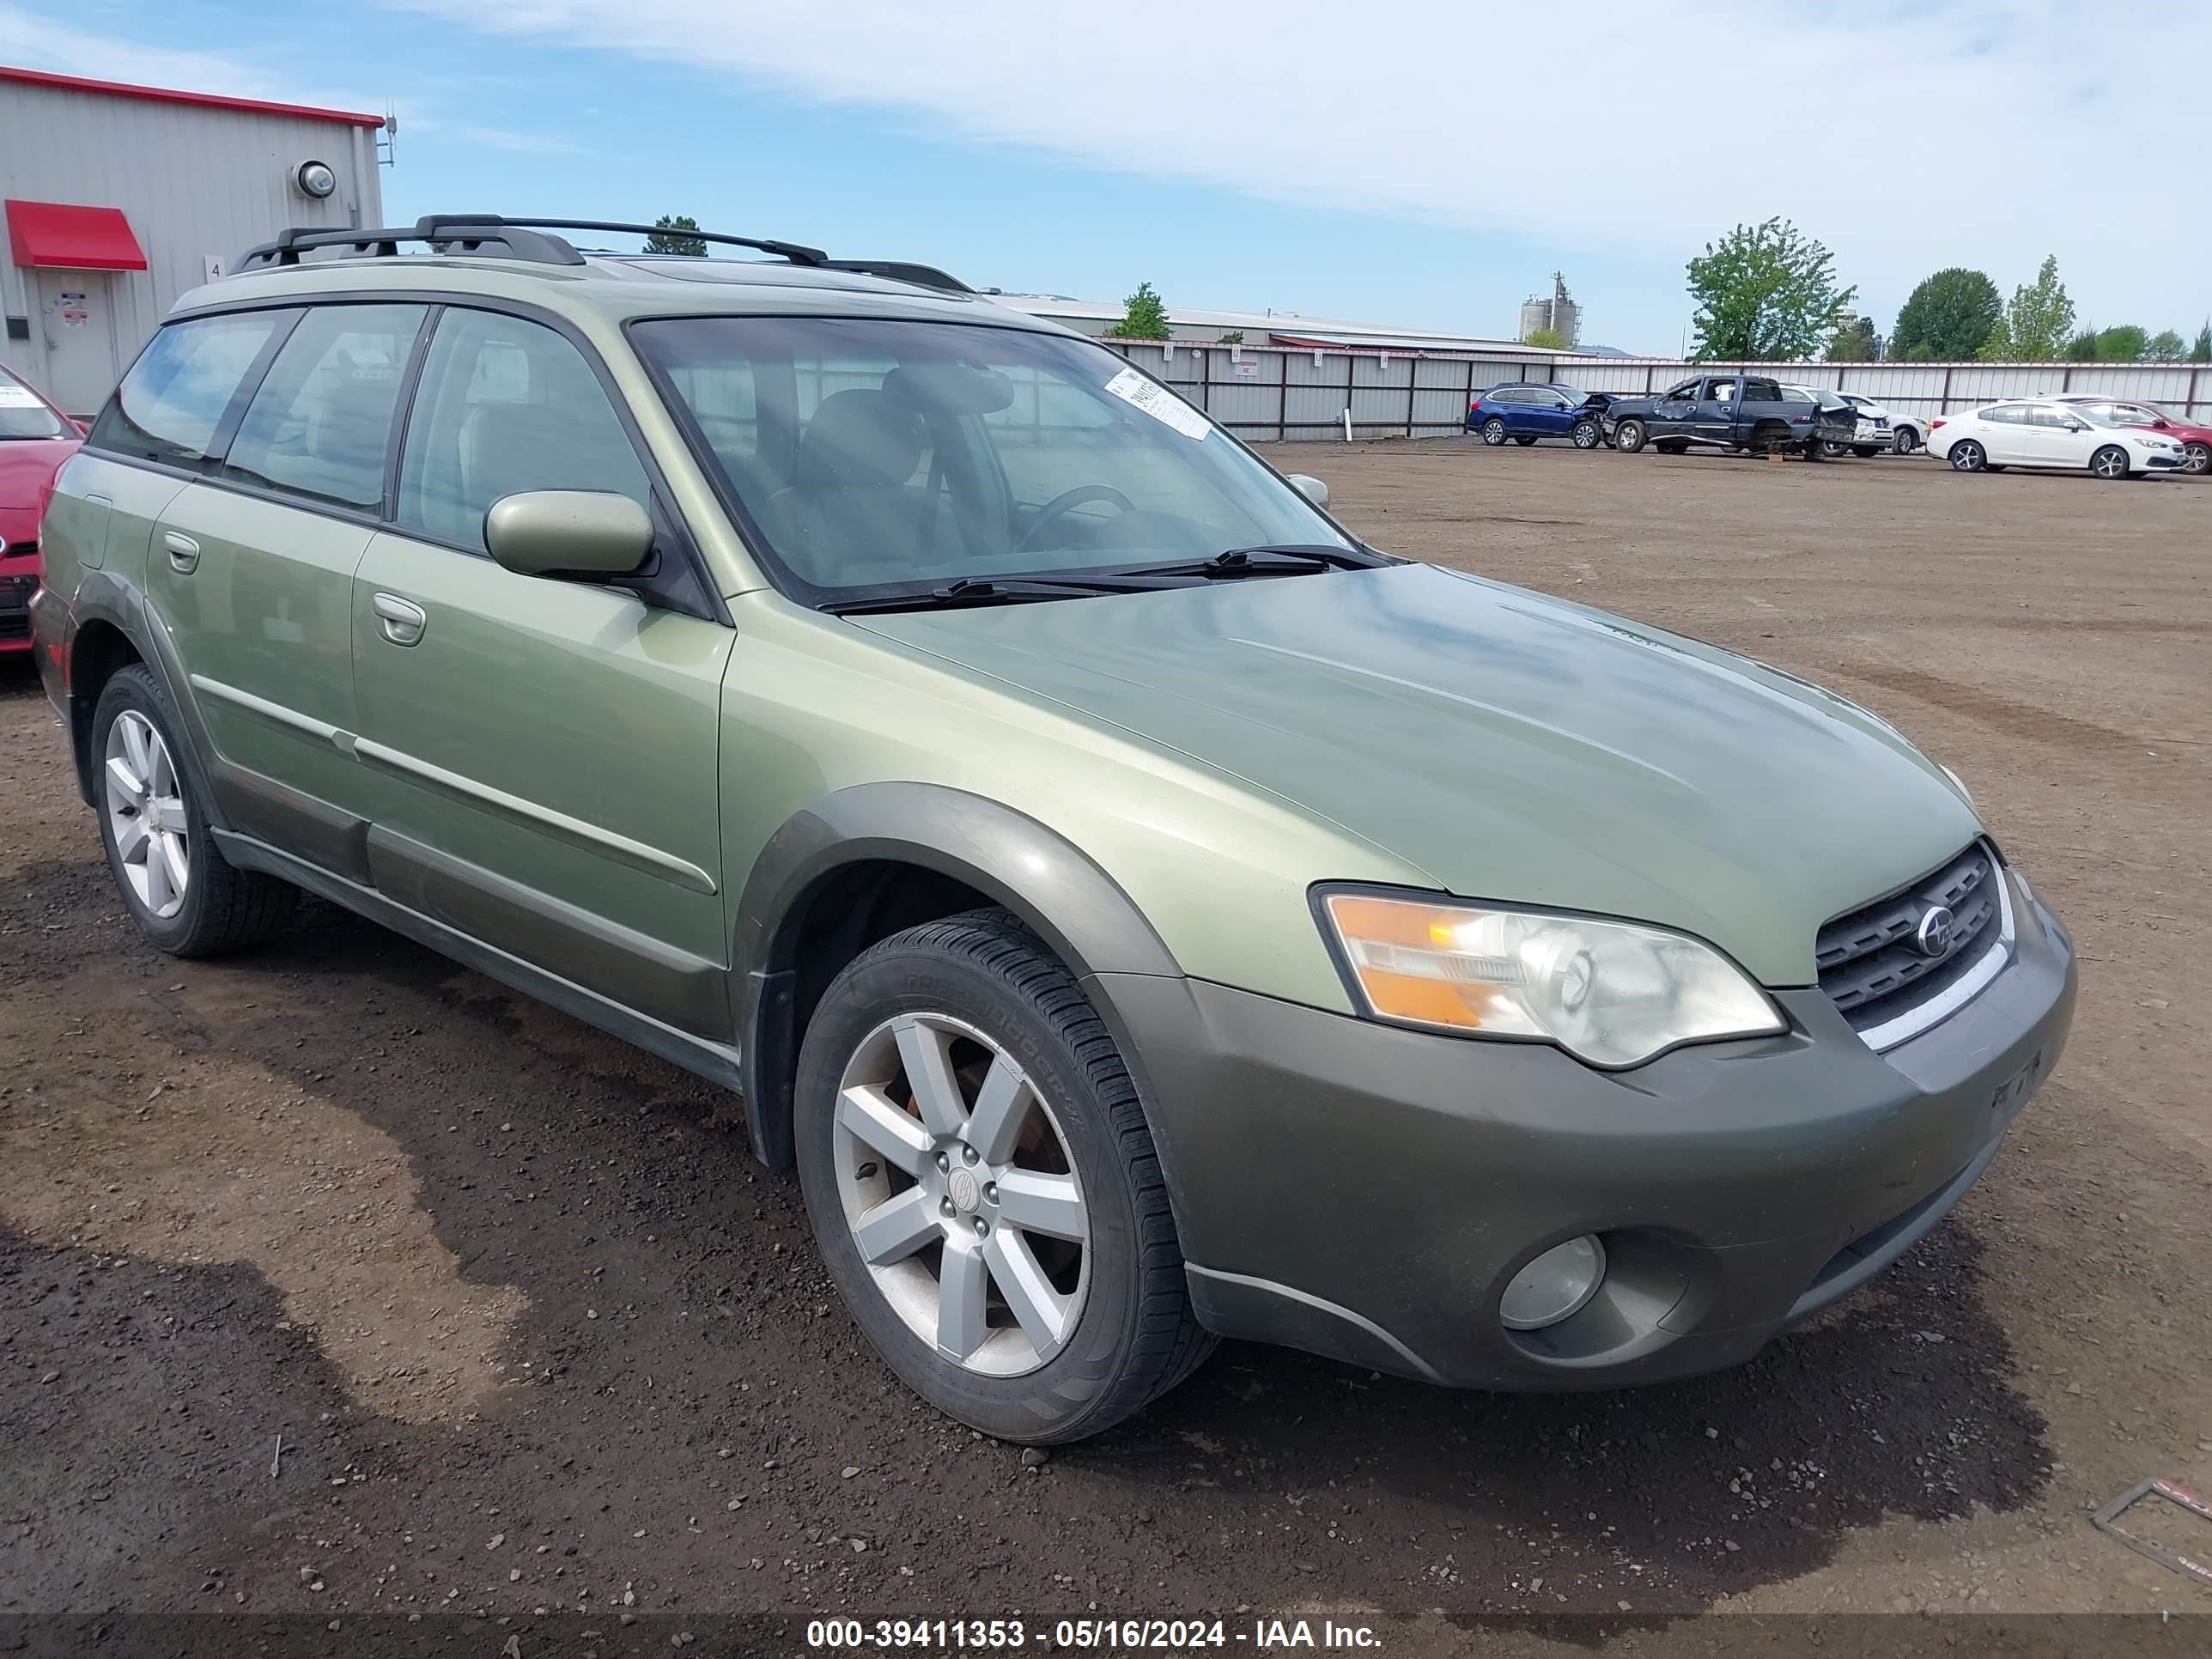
(734, 783), (1182, 1170)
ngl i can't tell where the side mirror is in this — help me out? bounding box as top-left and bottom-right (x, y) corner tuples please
(1287, 472), (1329, 507)
(485, 490), (653, 578)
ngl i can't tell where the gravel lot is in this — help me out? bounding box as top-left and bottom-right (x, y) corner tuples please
(3, 440), (2208, 1648)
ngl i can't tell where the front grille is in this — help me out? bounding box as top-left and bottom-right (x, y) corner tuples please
(1816, 843), (2002, 1031)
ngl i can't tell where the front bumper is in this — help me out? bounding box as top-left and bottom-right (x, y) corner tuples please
(1097, 867), (2074, 1389)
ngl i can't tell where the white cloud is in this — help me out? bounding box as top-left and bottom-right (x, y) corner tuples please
(374, 0), (2203, 329)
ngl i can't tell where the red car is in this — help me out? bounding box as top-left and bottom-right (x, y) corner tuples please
(2053, 395), (2212, 476)
(0, 363), (84, 657)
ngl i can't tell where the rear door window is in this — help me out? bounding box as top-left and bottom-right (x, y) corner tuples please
(88, 311), (294, 468)
(220, 304), (426, 512)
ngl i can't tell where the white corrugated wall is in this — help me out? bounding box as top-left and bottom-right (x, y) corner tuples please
(0, 77), (384, 409)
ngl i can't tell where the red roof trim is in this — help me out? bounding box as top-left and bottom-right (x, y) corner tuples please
(0, 64), (386, 128)
(5, 200), (149, 271)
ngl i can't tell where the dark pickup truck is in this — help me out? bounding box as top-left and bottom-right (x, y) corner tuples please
(1607, 373), (1857, 459)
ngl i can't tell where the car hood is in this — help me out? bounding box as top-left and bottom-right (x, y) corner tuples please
(857, 563), (1983, 986)
(0, 437), (81, 511)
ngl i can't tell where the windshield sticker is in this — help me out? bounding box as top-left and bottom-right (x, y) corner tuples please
(1103, 368), (1210, 441)
(0, 385), (42, 409)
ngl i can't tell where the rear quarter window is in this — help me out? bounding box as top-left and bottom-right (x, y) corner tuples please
(88, 311), (292, 468)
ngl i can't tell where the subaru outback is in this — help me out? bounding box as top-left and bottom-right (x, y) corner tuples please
(32, 216), (2076, 1444)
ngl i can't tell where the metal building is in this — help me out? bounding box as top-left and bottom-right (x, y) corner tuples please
(0, 66), (388, 416)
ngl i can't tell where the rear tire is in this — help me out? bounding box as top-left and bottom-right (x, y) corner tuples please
(795, 908), (1213, 1444)
(92, 665), (295, 957)
(2090, 444), (2130, 481)
(1655, 439), (1688, 455)
(1613, 419), (1647, 453)
(1480, 418), (1509, 447)
(1948, 439), (1987, 473)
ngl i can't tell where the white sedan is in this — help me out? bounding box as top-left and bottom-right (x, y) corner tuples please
(1837, 393), (1926, 455)
(1926, 399), (2191, 480)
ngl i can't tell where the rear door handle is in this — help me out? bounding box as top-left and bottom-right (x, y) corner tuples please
(162, 532), (199, 574)
(372, 592), (427, 647)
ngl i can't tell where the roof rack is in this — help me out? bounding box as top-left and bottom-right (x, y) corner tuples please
(235, 213), (830, 272)
(818, 259), (974, 295)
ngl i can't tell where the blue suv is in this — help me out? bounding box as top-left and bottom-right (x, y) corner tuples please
(1467, 383), (1607, 450)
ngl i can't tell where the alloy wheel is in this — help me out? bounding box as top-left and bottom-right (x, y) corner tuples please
(2184, 442), (2209, 476)
(103, 710), (190, 920)
(1481, 418), (1507, 446)
(1572, 422), (1600, 449)
(1950, 441), (1984, 472)
(832, 1012), (1089, 1377)
(2091, 446), (2129, 480)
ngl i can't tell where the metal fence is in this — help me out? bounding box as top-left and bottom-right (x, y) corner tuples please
(1097, 339), (2212, 442)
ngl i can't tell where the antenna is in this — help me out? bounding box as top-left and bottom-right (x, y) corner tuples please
(377, 106), (398, 168)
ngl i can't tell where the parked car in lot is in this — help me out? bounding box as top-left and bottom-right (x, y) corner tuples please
(1609, 373), (1857, 458)
(0, 363), (85, 656)
(1467, 382), (1612, 450)
(1928, 399), (2191, 479)
(1834, 392), (1924, 457)
(2049, 396), (2211, 476)
(33, 213), (2075, 1443)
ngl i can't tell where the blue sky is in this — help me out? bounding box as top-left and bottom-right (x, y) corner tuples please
(9, 0), (2203, 356)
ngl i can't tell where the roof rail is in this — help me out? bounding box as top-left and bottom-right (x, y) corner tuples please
(236, 217), (588, 270)
(461, 216), (829, 267)
(820, 259), (975, 295)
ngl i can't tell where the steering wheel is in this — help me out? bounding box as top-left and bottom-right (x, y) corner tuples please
(1013, 485), (1135, 556)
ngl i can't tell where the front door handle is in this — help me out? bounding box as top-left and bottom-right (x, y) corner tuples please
(371, 592), (428, 647)
(162, 532), (199, 574)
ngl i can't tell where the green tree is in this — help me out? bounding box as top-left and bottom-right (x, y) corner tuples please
(643, 214), (707, 256)
(1106, 281), (1171, 340)
(1216, 329), (1245, 345)
(2094, 325), (2150, 362)
(2192, 321), (2212, 364)
(1522, 325), (1568, 350)
(1889, 268), (2000, 361)
(2060, 327), (2101, 362)
(1979, 255), (2075, 362)
(1685, 217), (1856, 360)
(2143, 328), (2188, 363)
(1825, 315), (1882, 362)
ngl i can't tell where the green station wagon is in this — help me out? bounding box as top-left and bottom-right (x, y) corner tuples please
(33, 216), (2076, 1443)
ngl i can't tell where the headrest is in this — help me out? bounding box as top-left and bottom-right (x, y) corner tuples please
(795, 389), (925, 489)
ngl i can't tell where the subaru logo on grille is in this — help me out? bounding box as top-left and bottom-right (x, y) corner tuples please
(1914, 905), (1956, 958)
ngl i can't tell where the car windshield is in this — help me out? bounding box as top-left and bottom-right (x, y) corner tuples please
(0, 368), (72, 440)
(632, 315), (1350, 604)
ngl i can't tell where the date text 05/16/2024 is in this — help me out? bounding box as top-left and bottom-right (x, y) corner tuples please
(805, 1618), (1382, 1649)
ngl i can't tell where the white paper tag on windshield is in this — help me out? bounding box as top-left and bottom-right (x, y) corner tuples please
(1103, 368), (1210, 441)
(0, 385), (42, 409)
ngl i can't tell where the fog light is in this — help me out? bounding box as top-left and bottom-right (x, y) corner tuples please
(1499, 1235), (1606, 1330)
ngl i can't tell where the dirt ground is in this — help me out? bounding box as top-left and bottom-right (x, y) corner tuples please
(3, 441), (2209, 1650)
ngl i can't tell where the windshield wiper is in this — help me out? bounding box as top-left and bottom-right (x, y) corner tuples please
(823, 575), (1147, 616)
(1132, 544), (1383, 580)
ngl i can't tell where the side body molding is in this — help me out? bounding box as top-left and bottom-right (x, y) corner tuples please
(733, 783), (1183, 1169)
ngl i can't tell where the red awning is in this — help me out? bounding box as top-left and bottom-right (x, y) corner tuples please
(5, 200), (148, 271)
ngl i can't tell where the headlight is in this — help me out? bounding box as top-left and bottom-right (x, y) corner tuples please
(1318, 891), (1783, 1068)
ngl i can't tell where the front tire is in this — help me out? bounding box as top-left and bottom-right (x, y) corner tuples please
(1893, 427), (1922, 455)
(1513, 434), (1538, 447)
(1571, 419), (1601, 449)
(795, 909), (1213, 1444)
(1948, 439), (1987, 473)
(2182, 441), (2209, 476)
(1480, 417), (1509, 446)
(2090, 444), (2130, 481)
(1852, 445), (1880, 459)
(1614, 419), (1648, 453)
(93, 665), (295, 957)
